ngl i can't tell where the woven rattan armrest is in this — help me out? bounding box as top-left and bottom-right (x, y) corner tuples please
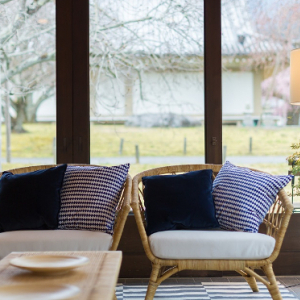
(264, 188), (293, 263)
(110, 174), (131, 250)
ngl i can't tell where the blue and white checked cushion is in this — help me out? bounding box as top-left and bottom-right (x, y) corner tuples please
(58, 164), (129, 235)
(212, 161), (292, 233)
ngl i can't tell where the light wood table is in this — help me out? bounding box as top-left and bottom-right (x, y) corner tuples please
(0, 251), (122, 300)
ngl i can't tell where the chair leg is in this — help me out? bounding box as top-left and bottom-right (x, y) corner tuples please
(244, 275), (259, 292)
(145, 264), (161, 300)
(261, 264), (282, 300)
(236, 269), (259, 292)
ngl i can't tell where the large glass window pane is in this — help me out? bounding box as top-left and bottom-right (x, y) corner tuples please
(221, 0), (299, 204)
(90, 0), (204, 176)
(221, 0), (297, 173)
(0, 0), (56, 170)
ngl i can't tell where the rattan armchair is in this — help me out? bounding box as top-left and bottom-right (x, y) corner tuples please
(1, 164), (131, 251)
(131, 164), (293, 300)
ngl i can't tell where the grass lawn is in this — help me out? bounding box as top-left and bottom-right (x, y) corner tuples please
(92, 124), (299, 157)
(2, 123), (56, 158)
(1, 123), (298, 158)
(0, 123), (298, 176)
(90, 124), (299, 157)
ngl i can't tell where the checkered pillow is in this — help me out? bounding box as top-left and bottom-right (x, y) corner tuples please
(58, 164), (129, 234)
(212, 161), (292, 233)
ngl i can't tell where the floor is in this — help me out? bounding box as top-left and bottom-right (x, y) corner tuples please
(119, 276), (300, 298)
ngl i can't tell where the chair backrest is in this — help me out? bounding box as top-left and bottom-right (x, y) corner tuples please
(1, 164), (131, 251)
(131, 164), (293, 262)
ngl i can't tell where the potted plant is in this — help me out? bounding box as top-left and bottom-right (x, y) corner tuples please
(287, 142), (300, 203)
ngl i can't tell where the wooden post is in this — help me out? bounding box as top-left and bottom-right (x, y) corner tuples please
(119, 138), (124, 155)
(223, 145), (227, 163)
(135, 145), (140, 164)
(183, 137), (187, 155)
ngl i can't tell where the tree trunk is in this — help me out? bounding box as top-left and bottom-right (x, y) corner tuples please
(13, 97), (27, 133)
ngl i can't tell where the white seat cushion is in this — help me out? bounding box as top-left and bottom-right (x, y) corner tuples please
(0, 230), (112, 259)
(149, 230), (275, 260)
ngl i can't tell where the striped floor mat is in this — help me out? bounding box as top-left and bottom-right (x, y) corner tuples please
(116, 282), (298, 299)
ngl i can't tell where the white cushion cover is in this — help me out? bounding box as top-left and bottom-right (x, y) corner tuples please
(149, 230), (275, 260)
(0, 230), (112, 259)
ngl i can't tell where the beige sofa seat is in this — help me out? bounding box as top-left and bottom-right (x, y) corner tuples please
(149, 229), (275, 260)
(0, 230), (112, 259)
(149, 230), (275, 260)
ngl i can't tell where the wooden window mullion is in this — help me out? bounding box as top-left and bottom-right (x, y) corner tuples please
(56, 0), (90, 164)
(204, 0), (222, 164)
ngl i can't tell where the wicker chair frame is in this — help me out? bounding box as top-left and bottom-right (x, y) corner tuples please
(131, 164), (294, 300)
(1, 164), (131, 251)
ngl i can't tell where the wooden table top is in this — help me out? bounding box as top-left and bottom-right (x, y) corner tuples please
(0, 251), (122, 300)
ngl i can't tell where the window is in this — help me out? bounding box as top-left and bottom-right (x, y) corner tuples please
(0, 0), (56, 170)
(51, 0), (222, 167)
(89, 0), (205, 175)
(221, 0), (296, 176)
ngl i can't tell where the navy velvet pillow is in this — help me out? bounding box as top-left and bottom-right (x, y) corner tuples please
(0, 164), (67, 232)
(142, 169), (219, 236)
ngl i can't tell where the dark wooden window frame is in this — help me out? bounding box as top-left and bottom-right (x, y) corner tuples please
(204, 0), (222, 164)
(56, 0), (90, 164)
(56, 0), (222, 164)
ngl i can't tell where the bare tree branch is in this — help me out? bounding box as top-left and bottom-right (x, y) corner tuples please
(0, 0), (52, 45)
(0, 0), (13, 4)
(1, 52), (55, 84)
(0, 0), (55, 129)
(7, 50), (34, 57)
(136, 70), (144, 101)
(27, 0), (51, 15)
(98, 16), (153, 32)
(0, 0), (26, 45)
(18, 25), (55, 44)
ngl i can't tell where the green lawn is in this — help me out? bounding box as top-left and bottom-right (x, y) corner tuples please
(3, 123), (56, 158)
(91, 124), (298, 157)
(223, 127), (297, 157)
(2, 123), (298, 158)
(0, 123), (298, 177)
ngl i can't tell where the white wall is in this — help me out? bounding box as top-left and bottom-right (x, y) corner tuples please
(91, 75), (126, 116)
(222, 71), (254, 115)
(132, 72), (204, 115)
(36, 70), (255, 121)
(36, 96), (56, 122)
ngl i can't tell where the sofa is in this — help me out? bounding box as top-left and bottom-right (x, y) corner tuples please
(0, 164), (131, 259)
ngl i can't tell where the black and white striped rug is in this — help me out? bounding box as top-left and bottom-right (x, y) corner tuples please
(116, 282), (298, 299)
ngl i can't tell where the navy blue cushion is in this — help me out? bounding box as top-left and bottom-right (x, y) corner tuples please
(0, 164), (67, 232)
(143, 169), (219, 236)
